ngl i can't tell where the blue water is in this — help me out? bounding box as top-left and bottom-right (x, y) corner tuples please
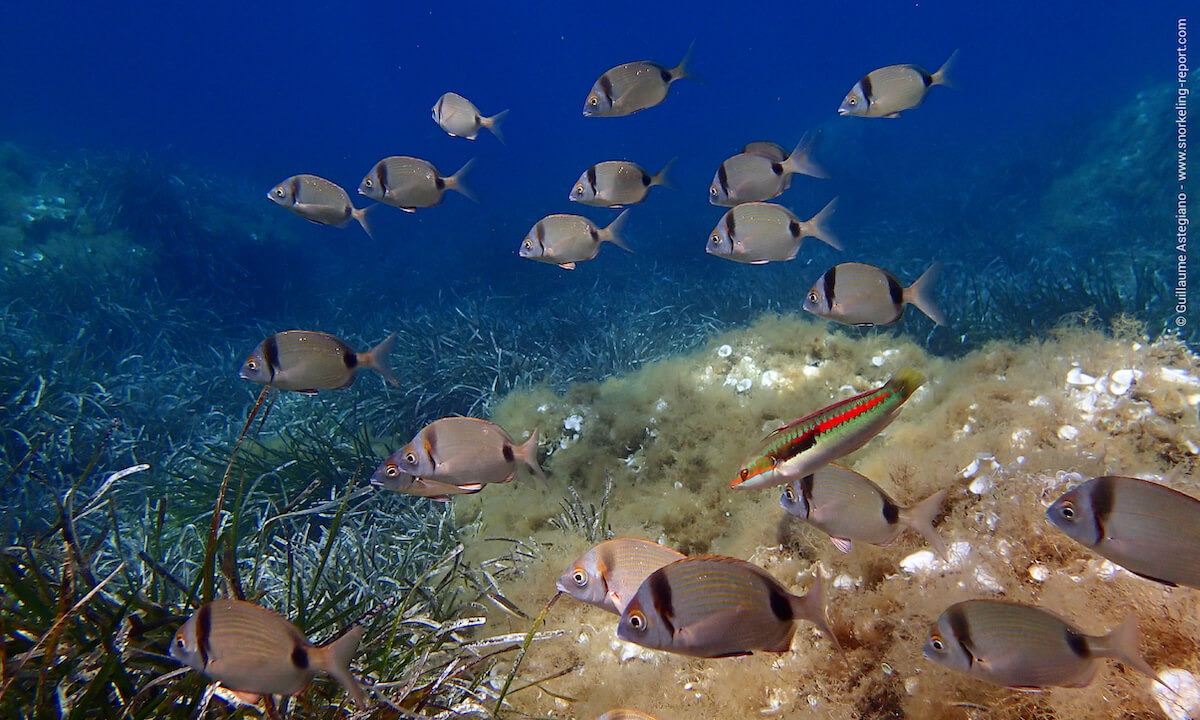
(0, 2), (1174, 310)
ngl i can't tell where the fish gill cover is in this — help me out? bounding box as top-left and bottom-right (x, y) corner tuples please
(0, 2), (1196, 719)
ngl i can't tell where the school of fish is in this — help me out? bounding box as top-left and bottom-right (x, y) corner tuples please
(167, 45), (1200, 717)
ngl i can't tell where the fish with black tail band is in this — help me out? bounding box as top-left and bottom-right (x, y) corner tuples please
(519, 210), (631, 270)
(617, 554), (838, 657)
(583, 44), (694, 117)
(382, 417), (546, 489)
(803, 261), (946, 327)
(267, 174), (374, 239)
(1046, 475), (1200, 589)
(839, 50), (958, 118)
(170, 599), (366, 706)
(569, 159), (674, 208)
(369, 466), (483, 502)
(358, 156), (476, 211)
(732, 367), (925, 491)
(923, 599), (1158, 689)
(706, 199), (840, 264)
(432, 92), (508, 142)
(557, 537), (685, 615)
(709, 134), (827, 206)
(239, 331), (399, 394)
(780, 464), (948, 559)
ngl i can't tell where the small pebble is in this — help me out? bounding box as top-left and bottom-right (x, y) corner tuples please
(736, 378), (753, 393)
(1057, 425), (1079, 441)
(1066, 368), (1097, 385)
(1154, 668), (1200, 720)
(1028, 564), (1050, 582)
(717, 344), (733, 358)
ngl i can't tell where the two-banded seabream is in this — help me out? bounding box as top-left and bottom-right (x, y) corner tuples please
(839, 51), (958, 118)
(239, 331), (399, 394)
(557, 537), (686, 614)
(358, 156), (476, 211)
(583, 45), (694, 117)
(707, 199), (840, 264)
(803, 262), (946, 327)
(267, 174), (373, 239)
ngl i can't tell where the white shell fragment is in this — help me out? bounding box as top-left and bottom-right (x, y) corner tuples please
(736, 378), (753, 393)
(1108, 368), (1143, 396)
(1154, 668), (1200, 720)
(1057, 425), (1079, 441)
(968, 475), (993, 494)
(1028, 564), (1050, 582)
(1066, 367), (1097, 386)
(564, 414), (583, 432)
(760, 370), (781, 388)
(717, 344), (733, 358)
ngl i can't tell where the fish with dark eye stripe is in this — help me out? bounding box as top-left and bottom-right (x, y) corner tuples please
(519, 211), (632, 269)
(569, 159), (674, 208)
(733, 367), (925, 491)
(239, 331), (399, 394)
(1046, 475), (1200, 589)
(706, 199), (840, 264)
(839, 51), (957, 118)
(170, 599), (366, 706)
(557, 537), (685, 614)
(267, 174), (374, 239)
(380, 417), (547, 489)
(431, 92), (508, 142)
(803, 262), (946, 327)
(583, 44), (694, 117)
(781, 464), (948, 559)
(923, 600), (1158, 689)
(617, 555), (838, 657)
(709, 134), (827, 206)
(358, 156), (476, 211)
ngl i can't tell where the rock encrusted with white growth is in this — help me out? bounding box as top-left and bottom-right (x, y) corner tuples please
(1154, 668), (1200, 720)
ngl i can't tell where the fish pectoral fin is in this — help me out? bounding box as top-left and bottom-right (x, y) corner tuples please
(299, 389), (319, 396)
(883, 113), (902, 119)
(677, 609), (757, 654)
(401, 207), (417, 213)
(830, 537), (853, 554)
(750, 260), (770, 265)
(559, 262), (577, 270)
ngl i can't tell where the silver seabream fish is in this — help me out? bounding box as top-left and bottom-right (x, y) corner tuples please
(557, 537), (685, 615)
(519, 210), (632, 270)
(803, 262), (946, 326)
(1047, 475), (1200, 589)
(569, 159), (674, 207)
(267, 174), (373, 239)
(239, 331), (399, 394)
(432, 92), (508, 143)
(923, 600), (1157, 689)
(617, 555), (838, 657)
(839, 50), (958, 118)
(383, 417), (546, 489)
(709, 135), (827, 206)
(358, 156), (476, 211)
(170, 599), (365, 706)
(583, 44), (694, 117)
(781, 464), (948, 559)
(707, 199), (840, 264)
(369, 466), (483, 502)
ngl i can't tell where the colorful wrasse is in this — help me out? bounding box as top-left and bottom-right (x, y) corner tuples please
(556, 537), (685, 615)
(732, 367), (925, 490)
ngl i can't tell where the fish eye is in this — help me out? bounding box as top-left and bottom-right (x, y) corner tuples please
(1058, 502), (1076, 520)
(929, 634), (945, 652)
(627, 610), (646, 631)
(739, 468), (749, 480)
(384, 464), (399, 478)
(404, 452), (417, 465)
(808, 292), (819, 304)
(589, 96), (598, 107)
(174, 634), (187, 650)
(274, 187), (284, 197)
(571, 569), (588, 587)
(574, 185), (584, 196)
(523, 239), (532, 249)
(364, 178), (373, 188)
(783, 486), (795, 502)
(246, 360), (257, 370)
(849, 97), (858, 106)
(711, 234), (721, 245)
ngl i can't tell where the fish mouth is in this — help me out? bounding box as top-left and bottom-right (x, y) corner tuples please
(837, 108), (850, 116)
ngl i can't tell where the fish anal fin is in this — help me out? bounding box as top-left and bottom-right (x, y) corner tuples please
(830, 537), (853, 554)
(560, 262), (577, 270)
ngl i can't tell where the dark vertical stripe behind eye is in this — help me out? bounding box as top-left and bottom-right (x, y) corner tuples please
(1089, 477), (1115, 537)
(289, 177), (301, 206)
(586, 165), (598, 192)
(196, 604), (213, 668)
(598, 74), (615, 103)
(717, 164), (730, 194)
(648, 570), (675, 636)
(800, 474), (815, 518)
(945, 607), (974, 666)
(860, 75), (874, 106)
(823, 266), (838, 309)
(724, 210), (736, 239)
(377, 161), (389, 191)
(263, 335), (280, 381)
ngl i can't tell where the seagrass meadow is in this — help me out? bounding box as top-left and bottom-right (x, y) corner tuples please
(1, 6), (1198, 718)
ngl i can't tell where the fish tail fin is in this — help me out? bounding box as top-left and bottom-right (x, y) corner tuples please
(651, 156), (677, 189)
(446, 158), (478, 203)
(602, 209), (633, 253)
(887, 366), (926, 401)
(804, 197), (841, 251)
(518, 427), (549, 490)
(904, 262), (946, 325)
(899, 489), (949, 560)
(670, 40), (697, 83)
(1095, 613), (1162, 687)
(784, 132), (829, 179)
(351, 204), (375, 241)
(483, 109), (509, 144)
(314, 625), (366, 706)
(932, 49), (959, 89)
(364, 332), (400, 387)
(791, 569), (842, 653)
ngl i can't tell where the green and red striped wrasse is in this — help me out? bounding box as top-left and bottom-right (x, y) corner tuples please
(731, 367), (925, 490)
